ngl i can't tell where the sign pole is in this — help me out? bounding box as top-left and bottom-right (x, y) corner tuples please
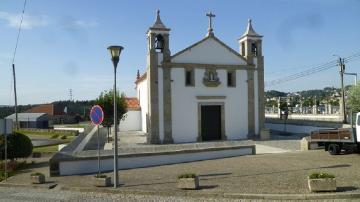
(90, 105), (104, 176)
(97, 125), (100, 175)
(4, 122), (7, 181)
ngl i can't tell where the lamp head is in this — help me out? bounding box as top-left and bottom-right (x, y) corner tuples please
(107, 45), (123, 68)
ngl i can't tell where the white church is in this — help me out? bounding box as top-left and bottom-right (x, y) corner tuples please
(121, 10), (265, 144)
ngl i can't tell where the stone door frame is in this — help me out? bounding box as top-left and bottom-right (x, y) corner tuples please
(197, 102), (227, 142)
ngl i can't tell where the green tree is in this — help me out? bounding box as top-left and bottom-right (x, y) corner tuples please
(95, 90), (127, 140)
(0, 132), (33, 160)
(347, 83), (360, 113)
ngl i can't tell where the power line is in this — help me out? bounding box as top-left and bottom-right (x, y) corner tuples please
(12, 0), (27, 64)
(266, 51), (360, 87)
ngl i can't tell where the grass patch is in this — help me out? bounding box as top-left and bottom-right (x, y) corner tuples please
(33, 145), (59, 153)
(18, 129), (74, 138)
(63, 124), (85, 128)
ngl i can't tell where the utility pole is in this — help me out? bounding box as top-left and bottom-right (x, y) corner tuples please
(12, 64), (19, 130)
(338, 57), (347, 123)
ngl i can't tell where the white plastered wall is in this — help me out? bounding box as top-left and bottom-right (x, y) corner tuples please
(172, 37), (247, 65)
(119, 110), (142, 131)
(171, 68), (249, 143)
(136, 79), (148, 133)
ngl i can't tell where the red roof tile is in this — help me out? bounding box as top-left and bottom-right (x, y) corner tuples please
(125, 97), (140, 110)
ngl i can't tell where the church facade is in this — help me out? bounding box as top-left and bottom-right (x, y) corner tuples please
(134, 11), (264, 144)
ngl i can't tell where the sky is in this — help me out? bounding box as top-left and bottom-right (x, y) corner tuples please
(0, 0), (360, 105)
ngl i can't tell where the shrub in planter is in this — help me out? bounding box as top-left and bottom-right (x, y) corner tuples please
(31, 172), (45, 184)
(177, 173), (199, 190)
(93, 174), (111, 187)
(308, 172), (336, 192)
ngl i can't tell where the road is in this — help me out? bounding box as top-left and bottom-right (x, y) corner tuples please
(0, 186), (241, 202)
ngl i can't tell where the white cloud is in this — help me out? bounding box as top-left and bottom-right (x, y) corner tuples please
(0, 11), (48, 29)
(61, 17), (98, 30)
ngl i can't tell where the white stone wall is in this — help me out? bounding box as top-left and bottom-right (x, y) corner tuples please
(58, 147), (254, 175)
(136, 79), (148, 133)
(119, 110), (142, 131)
(253, 59), (259, 135)
(158, 67), (164, 142)
(170, 67), (249, 143)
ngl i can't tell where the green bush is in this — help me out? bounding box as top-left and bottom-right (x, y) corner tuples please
(178, 173), (197, 179)
(60, 135), (67, 140)
(309, 172), (335, 179)
(0, 132), (33, 160)
(30, 172), (44, 177)
(94, 174), (107, 178)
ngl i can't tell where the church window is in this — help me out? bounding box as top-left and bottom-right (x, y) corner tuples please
(251, 43), (257, 56)
(241, 42), (245, 56)
(185, 69), (194, 86)
(227, 70), (236, 87)
(155, 34), (164, 52)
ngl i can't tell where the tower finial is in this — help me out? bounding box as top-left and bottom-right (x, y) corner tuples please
(156, 9), (160, 21)
(150, 9), (167, 29)
(137, 69), (140, 80)
(206, 11), (216, 36)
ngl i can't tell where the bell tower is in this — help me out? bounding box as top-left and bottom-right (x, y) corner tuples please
(238, 19), (264, 137)
(238, 19), (262, 58)
(146, 10), (172, 144)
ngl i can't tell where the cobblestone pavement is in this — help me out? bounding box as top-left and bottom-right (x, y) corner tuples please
(5, 150), (360, 196)
(0, 186), (358, 202)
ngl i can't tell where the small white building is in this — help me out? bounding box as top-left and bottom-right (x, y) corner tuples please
(130, 11), (264, 144)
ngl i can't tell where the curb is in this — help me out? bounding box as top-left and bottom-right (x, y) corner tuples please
(1, 182), (360, 200)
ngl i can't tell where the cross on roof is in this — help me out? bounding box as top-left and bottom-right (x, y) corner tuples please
(206, 11), (216, 35)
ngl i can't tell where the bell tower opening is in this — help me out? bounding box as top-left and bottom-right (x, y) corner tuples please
(251, 43), (257, 56)
(155, 34), (164, 53)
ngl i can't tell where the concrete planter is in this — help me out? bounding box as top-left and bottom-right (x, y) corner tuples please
(31, 174), (45, 184)
(177, 176), (199, 190)
(93, 176), (111, 187)
(308, 177), (336, 192)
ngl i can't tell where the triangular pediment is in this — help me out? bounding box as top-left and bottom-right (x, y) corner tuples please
(171, 35), (247, 65)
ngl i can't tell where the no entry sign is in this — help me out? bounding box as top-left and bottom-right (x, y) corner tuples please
(90, 105), (104, 125)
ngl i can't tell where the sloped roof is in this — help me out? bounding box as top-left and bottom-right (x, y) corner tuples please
(239, 19), (262, 39)
(149, 10), (170, 31)
(171, 34), (247, 62)
(125, 97), (140, 111)
(6, 113), (49, 122)
(25, 104), (65, 116)
(135, 72), (147, 85)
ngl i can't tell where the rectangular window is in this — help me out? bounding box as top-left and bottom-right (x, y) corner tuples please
(227, 71), (236, 87)
(185, 69), (194, 86)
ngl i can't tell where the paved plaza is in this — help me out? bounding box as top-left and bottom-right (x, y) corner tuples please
(3, 149), (360, 199)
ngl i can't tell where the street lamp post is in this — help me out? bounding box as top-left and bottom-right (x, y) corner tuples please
(107, 45), (123, 188)
(344, 72), (358, 85)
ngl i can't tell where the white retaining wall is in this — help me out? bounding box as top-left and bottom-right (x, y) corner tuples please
(58, 147), (253, 176)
